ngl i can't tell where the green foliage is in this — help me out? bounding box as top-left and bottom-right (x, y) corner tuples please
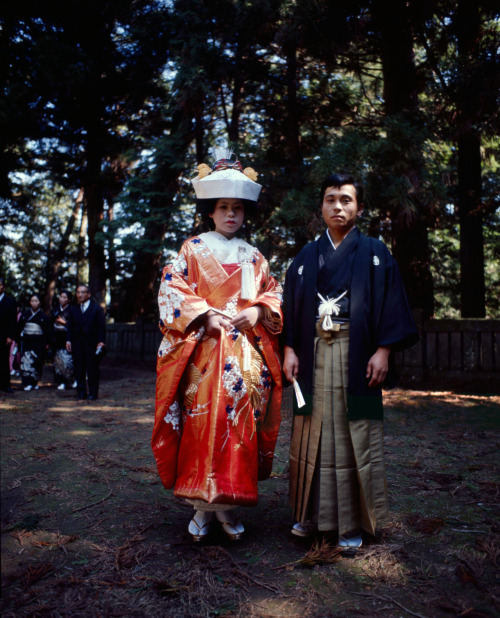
(1, 0), (499, 318)
(1, 179), (79, 307)
(429, 227), (461, 318)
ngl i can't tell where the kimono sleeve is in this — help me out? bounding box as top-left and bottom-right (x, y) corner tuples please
(252, 258), (283, 334)
(158, 241), (211, 336)
(281, 259), (297, 348)
(66, 307), (75, 344)
(18, 313), (29, 340)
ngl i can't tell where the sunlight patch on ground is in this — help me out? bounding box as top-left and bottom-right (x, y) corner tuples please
(127, 415), (154, 424)
(383, 388), (500, 409)
(354, 546), (409, 585)
(48, 405), (86, 413)
(239, 597), (307, 617)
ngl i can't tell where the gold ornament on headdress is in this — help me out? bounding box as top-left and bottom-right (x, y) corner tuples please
(195, 163), (212, 179)
(243, 167), (258, 182)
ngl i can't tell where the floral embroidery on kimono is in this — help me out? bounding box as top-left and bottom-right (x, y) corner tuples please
(163, 401), (181, 433)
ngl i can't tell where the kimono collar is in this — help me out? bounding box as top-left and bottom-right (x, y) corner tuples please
(198, 231), (255, 265)
(327, 225), (358, 250)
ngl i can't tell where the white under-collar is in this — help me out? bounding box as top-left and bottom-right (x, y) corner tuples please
(327, 226), (357, 250)
(198, 231), (255, 265)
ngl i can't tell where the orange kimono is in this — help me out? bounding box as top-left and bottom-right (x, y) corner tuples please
(152, 233), (283, 506)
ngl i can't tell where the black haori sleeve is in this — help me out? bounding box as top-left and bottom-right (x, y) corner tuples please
(282, 239), (319, 416)
(347, 235), (419, 421)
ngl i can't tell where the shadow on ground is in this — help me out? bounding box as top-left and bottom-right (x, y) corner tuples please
(1, 360), (499, 617)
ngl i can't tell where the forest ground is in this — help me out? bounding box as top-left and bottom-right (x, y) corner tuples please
(1, 359), (498, 618)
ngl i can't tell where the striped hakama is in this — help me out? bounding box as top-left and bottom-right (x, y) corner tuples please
(289, 324), (388, 536)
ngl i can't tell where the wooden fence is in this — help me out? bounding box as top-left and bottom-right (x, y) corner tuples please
(105, 318), (500, 391)
(394, 318), (500, 390)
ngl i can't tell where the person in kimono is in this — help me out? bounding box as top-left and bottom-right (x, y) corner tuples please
(19, 293), (51, 391)
(282, 173), (418, 550)
(152, 148), (283, 542)
(0, 277), (18, 394)
(9, 305), (22, 377)
(51, 290), (76, 390)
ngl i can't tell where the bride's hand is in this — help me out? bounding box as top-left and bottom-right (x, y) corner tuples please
(230, 306), (263, 330)
(205, 312), (231, 337)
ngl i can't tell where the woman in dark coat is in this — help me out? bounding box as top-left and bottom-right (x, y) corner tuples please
(52, 290), (75, 389)
(19, 294), (51, 391)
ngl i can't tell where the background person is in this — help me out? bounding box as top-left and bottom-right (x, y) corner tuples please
(0, 278), (18, 394)
(9, 305), (22, 377)
(19, 293), (51, 391)
(66, 285), (106, 401)
(283, 173), (418, 550)
(52, 290), (76, 390)
(152, 148), (283, 542)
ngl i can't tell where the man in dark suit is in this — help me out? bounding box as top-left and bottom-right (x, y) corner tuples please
(67, 285), (106, 400)
(0, 277), (18, 394)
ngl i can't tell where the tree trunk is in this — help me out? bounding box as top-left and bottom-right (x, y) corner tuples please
(79, 13), (109, 309)
(378, 1), (418, 115)
(77, 205), (88, 284)
(106, 198), (117, 308)
(457, 0), (485, 317)
(219, 70), (242, 146)
(284, 41), (302, 172)
(43, 188), (84, 310)
(124, 217), (169, 320)
(229, 69), (242, 145)
(391, 216), (434, 317)
(194, 106), (204, 162)
(373, 0), (434, 318)
(84, 126), (107, 307)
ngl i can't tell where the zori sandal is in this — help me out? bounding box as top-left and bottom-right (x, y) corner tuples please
(188, 510), (214, 542)
(338, 531), (363, 554)
(291, 521), (315, 538)
(215, 510), (244, 541)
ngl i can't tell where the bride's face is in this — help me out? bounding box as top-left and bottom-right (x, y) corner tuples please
(209, 199), (245, 239)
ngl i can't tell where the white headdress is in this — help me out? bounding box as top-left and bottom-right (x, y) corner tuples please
(191, 147), (261, 202)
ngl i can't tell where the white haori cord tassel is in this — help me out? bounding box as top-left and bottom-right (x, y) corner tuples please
(317, 290), (348, 331)
(238, 245), (257, 300)
(241, 262), (257, 300)
(292, 377), (306, 408)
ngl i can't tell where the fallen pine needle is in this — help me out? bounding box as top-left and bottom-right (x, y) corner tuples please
(348, 590), (427, 618)
(272, 538), (342, 569)
(72, 489), (113, 513)
(204, 546), (281, 593)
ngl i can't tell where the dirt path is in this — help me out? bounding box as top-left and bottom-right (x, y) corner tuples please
(1, 361), (499, 617)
